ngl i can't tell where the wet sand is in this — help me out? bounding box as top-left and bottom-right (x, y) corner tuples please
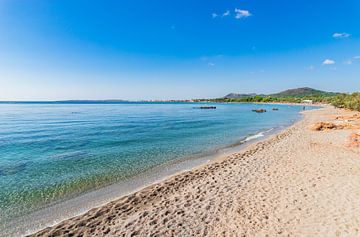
(29, 106), (360, 236)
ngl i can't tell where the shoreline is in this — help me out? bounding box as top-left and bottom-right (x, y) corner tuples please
(11, 105), (360, 236)
(25, 109), (311, 237)
(27, 110), (308, 237)
(2, 114), (299, 237)
(213, 101), (327, 107)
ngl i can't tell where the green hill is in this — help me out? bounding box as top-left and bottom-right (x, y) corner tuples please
(270, 87), (338, 98)
(209, 87), (339, 103)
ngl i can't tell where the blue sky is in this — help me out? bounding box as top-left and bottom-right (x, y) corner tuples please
(0, 0), (359, 100)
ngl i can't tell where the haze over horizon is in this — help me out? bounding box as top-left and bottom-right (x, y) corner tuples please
(0, 87), (342, 102)
(1, 0), (359, 101)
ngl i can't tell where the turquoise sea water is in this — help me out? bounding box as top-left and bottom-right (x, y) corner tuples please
(0, 102), (307, 226)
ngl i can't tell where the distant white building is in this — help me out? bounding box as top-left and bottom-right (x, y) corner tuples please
(302, 100), (313, 104)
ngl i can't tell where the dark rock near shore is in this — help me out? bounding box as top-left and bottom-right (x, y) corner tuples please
(252, 109), (267, 113)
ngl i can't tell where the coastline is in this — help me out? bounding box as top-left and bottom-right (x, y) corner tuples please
(24, 107), (312, 236)
(10, 105), (360, 236)
(24, 108), (308, 236)
(214, 101), (326, 107)
(2, 110), (299, 237)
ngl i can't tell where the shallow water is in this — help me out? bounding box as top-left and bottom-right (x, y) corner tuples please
(0, 102), (307, 226)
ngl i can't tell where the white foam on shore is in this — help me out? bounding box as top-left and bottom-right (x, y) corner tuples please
(244, 132), (265, 142)
(242, 128), (275, 143)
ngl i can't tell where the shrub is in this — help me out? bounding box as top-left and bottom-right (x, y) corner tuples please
(331, 93), (360, 111)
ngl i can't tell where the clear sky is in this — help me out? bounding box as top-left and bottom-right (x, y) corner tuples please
(0, 0), (359, 100)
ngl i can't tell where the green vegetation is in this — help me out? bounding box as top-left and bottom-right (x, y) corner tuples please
(196, 88), (360, 112)
(209, 94), (332, 103)
(331, 93), (360, 111)
(205, 87), (338, 103)
(204, 87), (338, 104)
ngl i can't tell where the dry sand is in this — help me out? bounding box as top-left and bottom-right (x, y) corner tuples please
(30, 106), (360, 237)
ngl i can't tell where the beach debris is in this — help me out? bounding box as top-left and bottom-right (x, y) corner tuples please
(348, 133), (360, 148)
(312, 122), (337, 131)
(335, 114), (360, 121)
(312, 122), (360, 131)
(252, 109), (267, 113)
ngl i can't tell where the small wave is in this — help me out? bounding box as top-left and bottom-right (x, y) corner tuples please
(244, 132), (265, 142)
(50, 151), (88, 160)
(0, 162), (30, 177)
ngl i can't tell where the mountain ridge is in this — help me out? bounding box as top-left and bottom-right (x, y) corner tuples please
(224, 87), (338, 99)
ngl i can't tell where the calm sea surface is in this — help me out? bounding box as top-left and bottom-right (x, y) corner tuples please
(0, 102), (308, 226)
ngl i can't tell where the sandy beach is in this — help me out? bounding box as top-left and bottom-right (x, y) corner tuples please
(29, 106), (360, 237)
